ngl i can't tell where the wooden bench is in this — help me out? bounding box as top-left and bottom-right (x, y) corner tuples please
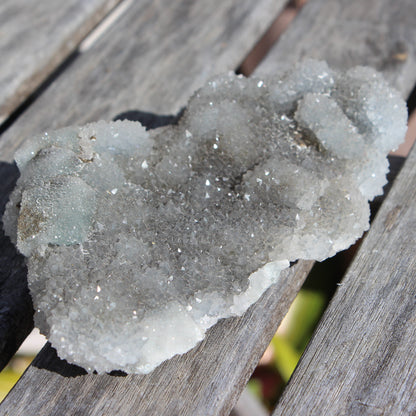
(0, 0), (415, 414)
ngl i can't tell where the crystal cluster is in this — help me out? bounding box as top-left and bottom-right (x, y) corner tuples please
(3, 60), (407, 373)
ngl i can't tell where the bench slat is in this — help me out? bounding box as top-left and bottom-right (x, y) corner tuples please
(1, 264), (313, 416)
(0, 0), (286, 162)
(273, 142), (416, 415)
(256, 0), (416, 413)
(0, 0), (122, 125)
(0, 0), (292, 414)
(259, 0), (416, 98)
(0, 0), (288, 361)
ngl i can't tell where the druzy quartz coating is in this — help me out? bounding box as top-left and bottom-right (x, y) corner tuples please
(3, 60), (407, 373)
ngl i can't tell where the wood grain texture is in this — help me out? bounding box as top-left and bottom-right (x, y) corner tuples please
(0, 0), (287, 162)
(273, 144), (416, 416)
(0, 263), (313, 416)
(0, 0), (288, 362)
(0, 0), (293, 414)
(0, 0), (288, 356)
(258, 0), (416, 98)
(0, 0), (123, 125)
(254, 0), (416, 413)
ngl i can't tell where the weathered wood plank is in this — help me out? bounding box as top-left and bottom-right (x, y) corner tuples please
(0, 0), (293, 413)
(259, 0), (416, 98)
(0, 0), (287, 162)
(0, 0), (288, 365)
(1, 263), (313, 416)
(253, 0), (416, 413)
(0, 0), (123, 125)
(273, 144), (416, 416)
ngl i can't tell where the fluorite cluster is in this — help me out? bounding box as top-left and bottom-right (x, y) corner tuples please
(3, 60), (407, 373)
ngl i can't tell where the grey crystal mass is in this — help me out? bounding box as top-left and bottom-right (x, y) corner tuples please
(3, 60), (407, 373)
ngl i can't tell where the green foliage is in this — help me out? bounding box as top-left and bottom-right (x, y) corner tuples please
(249, 287), (328, 408)
(281, 289), (327, 351)
(246, 378), (263, 398)
(270, 335), (301, 383)
(0, 368), (21, 402)
(271, 288), (326, 384)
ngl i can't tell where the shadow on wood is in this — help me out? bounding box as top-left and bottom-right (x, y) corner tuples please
(32, 343), (87, 377)
(114, 109), (184, 130)
(0, 162), (33, 370)
(31, 343), (128, 377)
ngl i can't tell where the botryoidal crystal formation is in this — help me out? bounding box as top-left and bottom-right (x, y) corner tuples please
(3, 60), (407, 373)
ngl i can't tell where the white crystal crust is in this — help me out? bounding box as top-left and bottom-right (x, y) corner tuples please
(3, 60), (407, 374)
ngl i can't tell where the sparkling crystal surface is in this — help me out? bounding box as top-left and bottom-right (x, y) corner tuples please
(3, 60), (407, 373)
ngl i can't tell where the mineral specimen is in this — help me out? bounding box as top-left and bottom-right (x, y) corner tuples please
(3, 60), (407, 373)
